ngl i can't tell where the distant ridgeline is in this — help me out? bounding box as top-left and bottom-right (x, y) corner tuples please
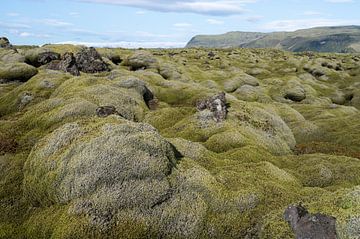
(186, 25), (360, 53)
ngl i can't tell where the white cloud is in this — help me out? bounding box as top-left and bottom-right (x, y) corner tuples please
(262, 18), (360, 31)
(79, 0), (257, 16)
(207, 19), (224, 25)
(55, 41), (187, 48)
(135, 10), (146, 15)
(0, 21), (31, 29)
(303, 11), (323, 16)
(7, 12), (20, 17)
(246, 15), (263, 23)
(173, 22), (192, 28)
(69, 12), (80, 16)
(42, 19), (73, 27)
(19, 32), (51, 38)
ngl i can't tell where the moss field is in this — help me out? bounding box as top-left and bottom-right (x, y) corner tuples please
(1, 45), (360, 238)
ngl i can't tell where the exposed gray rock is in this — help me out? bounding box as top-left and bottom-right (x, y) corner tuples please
(284, 204), (337, 239)
(47, 52), (80, 76)
(196, 92), (227, 122)
(75, 47), (109, 73)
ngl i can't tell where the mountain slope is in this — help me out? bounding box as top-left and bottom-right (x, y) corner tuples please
(186, 31), (267, 48)
(187, 26), (360, 53)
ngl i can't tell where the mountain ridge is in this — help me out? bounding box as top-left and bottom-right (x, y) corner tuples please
(186, 25), (360, 53)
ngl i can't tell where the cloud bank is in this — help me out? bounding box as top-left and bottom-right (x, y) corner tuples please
(79, 0), (257, 16)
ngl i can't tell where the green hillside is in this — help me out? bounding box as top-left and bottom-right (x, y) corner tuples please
(187, 26), (360, 53)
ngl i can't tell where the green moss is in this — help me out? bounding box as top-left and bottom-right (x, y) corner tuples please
(0, 63), (38, 83)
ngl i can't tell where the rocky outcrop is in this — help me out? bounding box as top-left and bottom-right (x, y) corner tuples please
(0, 37), (13, 49)
(47, 52), (80, 76)
(196, 92), (227, 122)
(75, 47), (109, 73)
(284, 204), (337, 239)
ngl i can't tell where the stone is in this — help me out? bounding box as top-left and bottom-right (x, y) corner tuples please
(124, 50), (159, 71)
(75, 47), (109, 73)
(224, 73), (260, 93)
(96, 106), (120, 118)
(118, 77), (157, 109)
(284, 204), (337, 239)
(38, 52), (60, 66)
(196, 92), (227, 122)
(25, 48), (60, 67)
(47, 52), (80, 76)
(0, 63), (38, 82)
(0, 37), (13, 49)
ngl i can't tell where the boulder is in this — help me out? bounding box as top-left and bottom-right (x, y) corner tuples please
(224, 73), (260, 93)
(196, 92), (227, 122)
(25, 48), (60, 67)
(118, 77), (157, 109)
(0, 37), (13, 49)
(23, 121), (178, 212)
(284, 204), (337, 239)
(0, 49), (25, 63)
(0, 63), (38, 82)
(75, 47), (109, 73)
(284, 80), (306, 102)
(38, 52), (60, 66)
(47, 52), (80, 76)
(159, 63), (182, 80)
(124, 50), (159, 71)
(96, 106), (120, 118)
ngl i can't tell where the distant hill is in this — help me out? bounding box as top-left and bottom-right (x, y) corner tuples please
(186, 26), (360, 53)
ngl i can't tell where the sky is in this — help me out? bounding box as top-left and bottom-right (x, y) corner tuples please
(1, 0), (360, 48)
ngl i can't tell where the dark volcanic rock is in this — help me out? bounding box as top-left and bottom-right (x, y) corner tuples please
(96, 106), (120, 118)
(196, 92), (227, 122)
(284, 204), (337, 239)
(0, 37), (13, 49)
(48, 52), (80, 76)
(37, 52), (60, 66)
(75, 47), (109, 73)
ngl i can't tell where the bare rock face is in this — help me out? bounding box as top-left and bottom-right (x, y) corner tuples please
(196, 92), (227, 122)
(48, 52), (80, 76)
(284, 204), (338, 239)
(75, 47), (109, 73)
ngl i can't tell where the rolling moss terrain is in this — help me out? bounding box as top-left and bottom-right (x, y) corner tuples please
(1, 44), (360, 238)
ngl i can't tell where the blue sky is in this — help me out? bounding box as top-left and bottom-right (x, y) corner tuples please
(1, 0), (359, 48)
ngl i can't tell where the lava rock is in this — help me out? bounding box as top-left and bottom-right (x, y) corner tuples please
(48, 52), (80, 76)
(0, 37), (13, 49)
(118, 77), (158, 110)
(196, 92), (227, 122)
(37, 52), (60, 66)
(96, 106), (120, 118)
(284, 204), (337, 239)
(75, 47), (109, 73)
(124, 50), (159, 71)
